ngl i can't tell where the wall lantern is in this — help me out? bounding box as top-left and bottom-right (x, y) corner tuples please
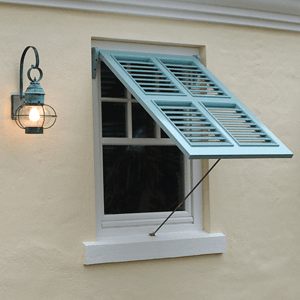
(11, 46), (57, 134)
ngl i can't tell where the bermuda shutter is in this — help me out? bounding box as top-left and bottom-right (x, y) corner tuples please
(93, 48), (293, 159)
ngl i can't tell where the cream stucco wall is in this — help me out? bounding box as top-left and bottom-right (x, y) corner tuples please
(0, 3), (299, 299)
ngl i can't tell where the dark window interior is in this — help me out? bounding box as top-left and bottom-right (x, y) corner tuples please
(101, 61), (185, 215)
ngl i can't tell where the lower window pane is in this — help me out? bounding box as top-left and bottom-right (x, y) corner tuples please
(103, 146), (185, 214)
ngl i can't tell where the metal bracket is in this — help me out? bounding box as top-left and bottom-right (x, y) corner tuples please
(11, 95), (24, 120)
(91, 47), (98, 79)
(12, 46), (42, 120)
(193, 54), (201, 61)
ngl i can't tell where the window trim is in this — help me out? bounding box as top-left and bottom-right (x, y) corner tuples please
(83, 41), (226, 265)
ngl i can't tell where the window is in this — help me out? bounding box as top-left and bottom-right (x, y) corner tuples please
(83, 42), (226, 265)
(83, 41), (292, 265)
(100, 62), (188, 224)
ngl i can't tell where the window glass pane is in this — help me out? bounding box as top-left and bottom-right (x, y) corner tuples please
(132, 103), (155, 138)
(101, 61), (126, 98)
(103, 146), (185, 214)
(102, 102), (126, 137)
(161, 128), (169, 138)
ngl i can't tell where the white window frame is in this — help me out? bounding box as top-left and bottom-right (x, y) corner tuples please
(83, 40), (226, 265)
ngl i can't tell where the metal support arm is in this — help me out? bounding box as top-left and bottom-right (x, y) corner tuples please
(149, 159), (221, 236)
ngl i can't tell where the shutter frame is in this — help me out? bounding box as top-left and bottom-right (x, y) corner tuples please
(96, 48), (293, 159)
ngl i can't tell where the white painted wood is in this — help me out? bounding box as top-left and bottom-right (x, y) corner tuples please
(92, 54), (104, 235)
(96, 40), (200, 55)
(86, 40), (225, 264)
(83, 231), (226, 264)
(191, 159), (203, 228)
(102, 210), (190, 221)
(101, 216), (194, 228)
(97, 223), (200, 237)
(2, 0), (300, 32)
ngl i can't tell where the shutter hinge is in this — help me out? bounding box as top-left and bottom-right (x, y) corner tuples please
(92, 47), (98, 79)
(193, 54), (201, 61)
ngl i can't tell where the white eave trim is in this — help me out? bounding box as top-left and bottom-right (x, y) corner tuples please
(1, 0), (300, 32)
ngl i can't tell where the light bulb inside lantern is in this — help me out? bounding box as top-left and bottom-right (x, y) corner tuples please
(29, 107), (40, 122)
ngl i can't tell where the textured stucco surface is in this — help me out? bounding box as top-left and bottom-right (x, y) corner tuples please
(0, 3), (299, 299)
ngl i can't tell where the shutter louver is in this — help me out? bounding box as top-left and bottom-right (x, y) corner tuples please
(205, 103), (276, 146)
(115, 56), (183, 95)
(160, 59), (227, 97)
(155, 101), (231, 146)
(95, 49), (293, 159)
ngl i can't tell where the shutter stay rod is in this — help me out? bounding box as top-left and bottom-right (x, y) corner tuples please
(149, 159), (221, 237)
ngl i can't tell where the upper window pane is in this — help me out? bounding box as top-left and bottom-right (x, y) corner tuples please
(161, 129), (169, 138)
(101, 61), (126, 98)
(102, 102), (126, 137)
(132, 103), (155, 138)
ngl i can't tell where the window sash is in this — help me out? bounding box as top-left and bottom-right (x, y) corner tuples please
(97, 68), (194, 229)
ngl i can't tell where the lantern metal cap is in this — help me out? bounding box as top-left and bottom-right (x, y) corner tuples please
(24, 80), (45, 104)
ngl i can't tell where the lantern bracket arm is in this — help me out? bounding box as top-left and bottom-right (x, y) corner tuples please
(12, 46), (43, 120)
(20, 46), (43, 97)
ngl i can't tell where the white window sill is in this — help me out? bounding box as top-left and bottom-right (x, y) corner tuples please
(83, 231), (226, 265)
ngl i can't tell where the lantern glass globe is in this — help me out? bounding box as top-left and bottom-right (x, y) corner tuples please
(15, 104), (57, 131)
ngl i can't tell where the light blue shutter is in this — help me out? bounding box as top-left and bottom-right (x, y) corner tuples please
(95, 49), (293, 159)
